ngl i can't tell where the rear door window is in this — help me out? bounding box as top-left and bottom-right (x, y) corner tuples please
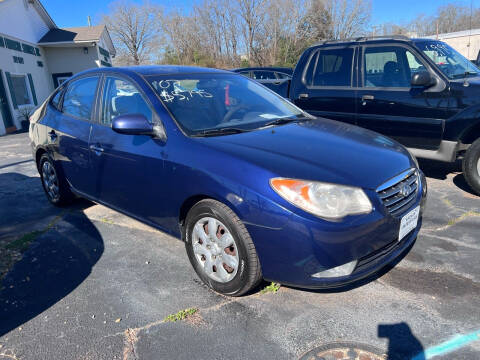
(275, 72), (291, 79)
(252, 71), (277, 80)
(62, 76), (99, 120)
(306, 48), (354, 87)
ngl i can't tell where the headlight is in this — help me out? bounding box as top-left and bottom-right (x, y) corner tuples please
(270, 178), (372, 220)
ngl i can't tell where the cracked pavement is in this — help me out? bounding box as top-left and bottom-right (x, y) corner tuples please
(0, 133), (479, 359)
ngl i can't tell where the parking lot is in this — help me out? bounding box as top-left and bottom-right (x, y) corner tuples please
(0, 132), (479, 359)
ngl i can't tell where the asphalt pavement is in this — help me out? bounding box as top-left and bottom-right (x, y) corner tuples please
(0, 132), (479, 360)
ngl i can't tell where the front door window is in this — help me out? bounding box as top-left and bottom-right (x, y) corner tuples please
(363, 46), (427, 88)
(101, 77), (152, 126)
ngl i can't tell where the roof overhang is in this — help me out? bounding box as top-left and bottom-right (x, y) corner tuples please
(39, 41), (98, 49)
(31, 0), (57, 29)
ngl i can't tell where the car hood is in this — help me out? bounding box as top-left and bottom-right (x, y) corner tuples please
(196, 118), (415, 190)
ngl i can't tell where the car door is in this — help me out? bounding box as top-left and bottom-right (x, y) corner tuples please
(50, 75), (100, 196)
(89, 75), (165, 220)
(293, 46), (357, 125)
(356, 44), (449, 149)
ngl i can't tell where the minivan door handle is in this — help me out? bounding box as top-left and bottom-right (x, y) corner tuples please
(298, 93), (309, 99)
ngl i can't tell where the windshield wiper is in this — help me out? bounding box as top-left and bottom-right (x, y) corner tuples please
(452, 71), (479, 79)
(192, 127), (250, 137)
(261, 115), (310, 128)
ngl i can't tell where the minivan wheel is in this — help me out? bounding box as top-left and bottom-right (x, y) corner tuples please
(184, 199), (262, 296)
(39, 154), (73, 206)
(463, 138), (480, 196)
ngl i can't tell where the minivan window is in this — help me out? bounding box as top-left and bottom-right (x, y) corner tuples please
(62, 76), (99, 120)
(307, 48), (354, 87)
(101, 77), (152, 126)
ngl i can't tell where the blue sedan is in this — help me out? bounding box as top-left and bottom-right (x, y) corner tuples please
(29, 66), (426, 296)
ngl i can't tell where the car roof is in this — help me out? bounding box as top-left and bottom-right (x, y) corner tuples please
(73, 65), (233, 79)
(309, 36), (441, 49)
(231, 67), (293, 74)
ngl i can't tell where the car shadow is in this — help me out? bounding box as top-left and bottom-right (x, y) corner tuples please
(378, 322), (425, 360)
(418, 159), (478, 196)
(0, 172), (104, 337)
(417, 158), (462, 181)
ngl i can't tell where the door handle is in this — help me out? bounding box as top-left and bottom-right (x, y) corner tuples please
(361, 95), (374, 101)
(361, 95), (374, 106)
(89, 145), (104, 154)
(298, 93), (309, 99)
(48, 130), (57, 140)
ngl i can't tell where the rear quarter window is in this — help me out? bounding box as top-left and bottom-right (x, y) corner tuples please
(50, 89), (63, 110)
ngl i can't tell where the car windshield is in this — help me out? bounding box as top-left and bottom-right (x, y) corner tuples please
(415, 40), (480, 79)
(146, 73), (307, 136)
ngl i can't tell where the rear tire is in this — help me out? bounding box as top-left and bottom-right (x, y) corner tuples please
(463, 138), (480, 196)
(184, 199), (262, 296)
(39, 153), (74, 206)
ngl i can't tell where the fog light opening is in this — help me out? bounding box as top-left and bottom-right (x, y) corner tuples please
(311, 260), (358, 278)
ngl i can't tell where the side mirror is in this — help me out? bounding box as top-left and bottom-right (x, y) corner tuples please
(411, 71), (434, 87)
(112, 114), (154, 136)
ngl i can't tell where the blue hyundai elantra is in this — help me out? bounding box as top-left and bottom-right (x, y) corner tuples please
(29, 66), (426, 296)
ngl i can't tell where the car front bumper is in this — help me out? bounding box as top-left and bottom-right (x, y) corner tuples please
(245, 171), (427, 289)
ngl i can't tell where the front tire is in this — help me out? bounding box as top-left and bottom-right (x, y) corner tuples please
(39, 154), (73, 206)
(463, 138), (480, 195)
(184, 199), (262, 296)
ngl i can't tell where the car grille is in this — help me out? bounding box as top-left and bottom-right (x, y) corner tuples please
(376, 169), (418, 217)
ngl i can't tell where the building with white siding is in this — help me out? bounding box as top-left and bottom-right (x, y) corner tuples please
(0, 0), (115, 135)
(425, 29), (480, 62)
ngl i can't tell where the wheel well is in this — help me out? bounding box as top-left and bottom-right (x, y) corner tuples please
(179, 195), (212, 228)
(35, 148), (47, 171)
(461, 122), (480, 145)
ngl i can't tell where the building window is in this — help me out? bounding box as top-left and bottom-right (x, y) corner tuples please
(99, 46), (110, 58)
(5, 38), (22, 51)
(0, 36), (4, 47)
(10, 75), (32, 106)
(37, 61), (43, 67)
(22, 43), (36, 55)
(13, 56), (24, 64)
(35, 48), (41, 56)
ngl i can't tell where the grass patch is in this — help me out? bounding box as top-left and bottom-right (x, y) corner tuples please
(0, 212), (66, 282)
(442, 198), (453, 207)
(163, 308), (198, 322)
(5, 230), (43, 252)
(260, 282), (281, 294)
(447, 211), (480, 227)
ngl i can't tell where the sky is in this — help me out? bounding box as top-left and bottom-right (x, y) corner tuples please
(41, 0), (476, 29)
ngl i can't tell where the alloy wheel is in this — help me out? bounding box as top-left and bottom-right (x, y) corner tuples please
(42, 160), (60, 202)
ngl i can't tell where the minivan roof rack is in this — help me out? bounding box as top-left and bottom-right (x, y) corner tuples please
(315, 35), (410, 46)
